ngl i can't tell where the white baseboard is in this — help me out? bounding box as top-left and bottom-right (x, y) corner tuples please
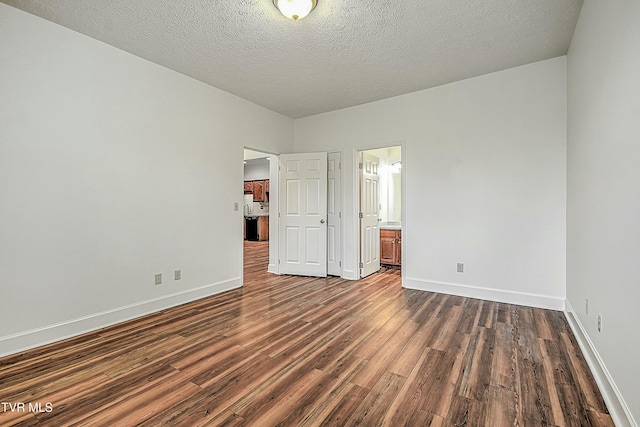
(403, 277), (565, 311)
(267, 263), (277, 274)
(564, 301), (637, 427)
(0, 278), (241, 358)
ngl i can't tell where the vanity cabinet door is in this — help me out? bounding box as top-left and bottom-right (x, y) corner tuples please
(380, 229), (401, 266)
(380, 230), (397, 265)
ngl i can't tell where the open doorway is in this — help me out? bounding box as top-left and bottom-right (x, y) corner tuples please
(244, 149), (343, 281)
(243, 148), (273, 277)
(358, 146), (402, 278)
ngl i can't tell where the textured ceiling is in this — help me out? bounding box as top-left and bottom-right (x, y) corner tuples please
(2, 0), (583, 118)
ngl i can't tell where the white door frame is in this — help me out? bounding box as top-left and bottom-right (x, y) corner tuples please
(355, 144), (404, 281)
(327, 152), (342, 277)
(268, 154), (280, 274)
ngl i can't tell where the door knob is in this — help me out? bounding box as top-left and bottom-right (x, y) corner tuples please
(320, 219), (326, 223)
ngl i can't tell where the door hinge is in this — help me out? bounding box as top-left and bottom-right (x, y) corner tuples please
(339, 261), (342, 267)
(339, 212), (342, 218)
(359, 262), (364, 268)
(279, 259), (281, 264)
(359, 162), (363, 169)
(359, 212), (363, 219)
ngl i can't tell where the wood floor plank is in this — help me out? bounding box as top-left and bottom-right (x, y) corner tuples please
(458, 326), (496, 402)
(300, 356), (367, 426)
(490, 321), (517, 391)
(447, 395), (487, 427)
(0, 241), (613, 426)
(32, 362), (181, 426)
(397, 347), (449, 416)
(0, 410), (38, 427)
(350, 319), (419, 388)
(74, 378), (200, 427)
(386, 319), (437, 377)
(431, 304), (465, 351)
(307, 383), (369, 427)
(381, 350), (429, 426)
(456, 297), (482, 334)
(484, 385), (517, 426)
(425, 347), (464, 418)
(199, 410), (246, 427)
(345, 371), (406, 426)
(407, 410), (447, 427)
(559, 331), (610, 413)
(140, 353), (277, 426)
(518, 356), (555, 426)
(477, 300), (498, 328)
(539, 338), (569, 427)
(241, 368), (328, 426)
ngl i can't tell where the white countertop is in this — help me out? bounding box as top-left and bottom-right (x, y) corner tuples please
(380, 222), (401, 230)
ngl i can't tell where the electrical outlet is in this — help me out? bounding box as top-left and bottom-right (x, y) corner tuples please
(585, 298), (589, 315)
(457, 263), (464, 273)
(174, 270), (181, 281)
(155, 273), (162, 286)
(597, 314), (602, 332)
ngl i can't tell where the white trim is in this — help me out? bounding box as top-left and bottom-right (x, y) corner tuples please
(564, 301), (637, 427)
(327, 151), (343, 277)
(0, 278), (240, 358)
(268, 154), (280, 275)
(403, 277), (565, 311)
(342, 268), (358, 281)
(353, 147), (363, 279)
(400, 143), (406, 292)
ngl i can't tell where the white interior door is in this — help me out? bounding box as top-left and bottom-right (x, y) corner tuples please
(360, 152), (380, 278)
(279, 153), (328, 277)
(327, 152), (342, 276)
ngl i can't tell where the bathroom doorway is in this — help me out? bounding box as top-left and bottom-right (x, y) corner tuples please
(358, 146), (402, 278)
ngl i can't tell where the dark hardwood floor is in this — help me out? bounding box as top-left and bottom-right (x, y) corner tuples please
(0, 241), (612, 426)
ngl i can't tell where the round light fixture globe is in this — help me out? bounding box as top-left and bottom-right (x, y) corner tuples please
(273, 0), (318, 20)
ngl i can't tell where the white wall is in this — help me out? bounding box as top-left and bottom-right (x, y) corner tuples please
(0, 4), (293, 356)
(365, 147), (402, 224)
(566, 1), (640, 424)
(244, 159), (270, 181)
(295, 57), (567, 309)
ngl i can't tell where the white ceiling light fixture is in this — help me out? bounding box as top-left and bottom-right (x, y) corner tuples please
(273, 0), (318, 20)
